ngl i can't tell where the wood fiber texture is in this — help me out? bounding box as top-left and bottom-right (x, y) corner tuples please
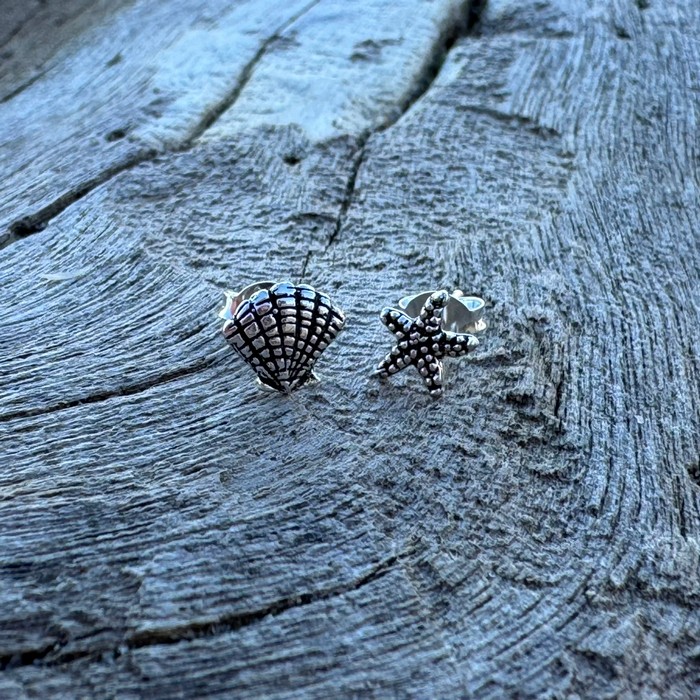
(1, 0), (700, 697)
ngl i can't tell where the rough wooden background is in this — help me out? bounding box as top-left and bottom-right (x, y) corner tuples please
(2, 0), (700, 697)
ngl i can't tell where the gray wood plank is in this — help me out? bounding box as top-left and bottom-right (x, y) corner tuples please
(2, 0), (700, 697)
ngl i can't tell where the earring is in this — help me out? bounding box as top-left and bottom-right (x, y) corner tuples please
(219, 281), (346, 394)
(374, 289), (486, 398)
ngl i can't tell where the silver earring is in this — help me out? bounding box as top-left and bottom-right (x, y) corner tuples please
(374, 289), (486, 398)
(219, 281), (346, 394)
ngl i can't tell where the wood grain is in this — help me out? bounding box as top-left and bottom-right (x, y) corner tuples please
(1, 0), (700, 697)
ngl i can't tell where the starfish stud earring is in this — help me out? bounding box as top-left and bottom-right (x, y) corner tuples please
(374, 289), (486, 398)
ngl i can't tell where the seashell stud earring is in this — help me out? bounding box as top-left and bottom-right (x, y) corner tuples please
(374, 289), (486, 398)
(219, 281), (346, 393)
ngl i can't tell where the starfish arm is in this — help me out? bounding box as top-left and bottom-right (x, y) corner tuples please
(442, 331), (479, 357)
(417, 358), (444, 398)
(418, 290), (449, 335)
(380, 307), (413, 338)
(375, 343), (410, 377)
(375, 356), (392, 378)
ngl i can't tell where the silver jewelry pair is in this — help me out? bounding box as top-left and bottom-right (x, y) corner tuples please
(219, 281), (486, 398)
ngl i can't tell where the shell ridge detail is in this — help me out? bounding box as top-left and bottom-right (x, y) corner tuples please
(289, 285), (324, 382)
(222, 281), (344, 393)
(286, 285), (309, 384)
(264, 282), (293, 392)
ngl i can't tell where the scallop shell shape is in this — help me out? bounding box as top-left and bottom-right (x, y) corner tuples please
(221, 282), (346, 393)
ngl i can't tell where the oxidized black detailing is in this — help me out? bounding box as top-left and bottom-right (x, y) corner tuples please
(222, 282), (345, 393)
(375, 289), (478, 398)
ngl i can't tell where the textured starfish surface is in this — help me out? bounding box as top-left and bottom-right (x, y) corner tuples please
(375, 290), (479, 398)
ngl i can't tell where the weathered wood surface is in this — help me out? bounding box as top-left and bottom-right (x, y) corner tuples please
(1, 0), (700, 697)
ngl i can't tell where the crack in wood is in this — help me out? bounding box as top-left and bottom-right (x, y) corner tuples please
(324, 142), (367, 254)
(183, 0), (322, 145)
(0, 639), (65, 673)
(466, 0), (488, 32)
(2, 150), (157, 249)
(1, 0), (323, 251)
(298, 248), (314, 279)
(0, 555), (400, 671)
(315, 0), (485, 261)
(126, 554), (399, 650)
(686, 461), (700, 489)
(455, 103), (564, 138)
(0, 67), (48, 104)
(0, 357), (216, 423)
(375, 0), (479, 133)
